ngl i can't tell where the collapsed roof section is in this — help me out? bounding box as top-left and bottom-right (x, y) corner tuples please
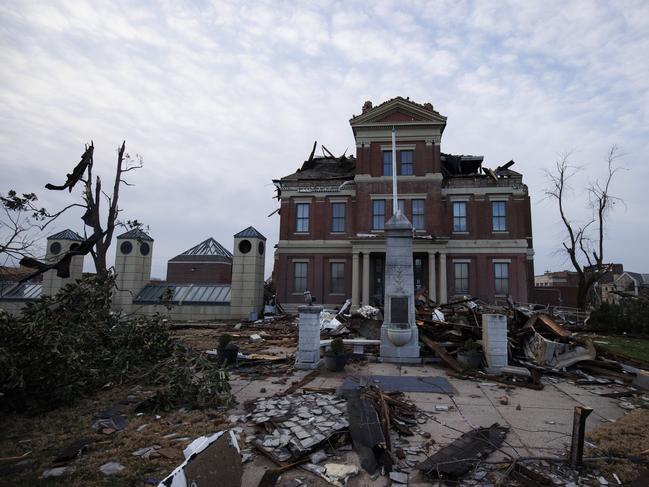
(273, 143), (357, 198)
(441, 154), (524, 189)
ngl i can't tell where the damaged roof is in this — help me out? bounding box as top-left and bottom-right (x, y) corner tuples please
(279, 155), (356, 182)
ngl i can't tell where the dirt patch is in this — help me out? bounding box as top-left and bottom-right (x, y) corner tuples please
(586, 409), (649, 484)
(0, 384), (228, 486)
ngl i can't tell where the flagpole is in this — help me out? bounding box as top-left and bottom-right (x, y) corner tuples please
(392, 126), (398, 215)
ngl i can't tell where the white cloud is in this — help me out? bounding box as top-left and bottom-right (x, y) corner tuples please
(0, 0), (648, 278)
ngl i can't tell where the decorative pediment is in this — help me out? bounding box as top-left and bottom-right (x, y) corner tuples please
(350, 97), (447, 126)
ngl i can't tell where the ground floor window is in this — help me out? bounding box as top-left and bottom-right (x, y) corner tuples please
(454, 262), (469, 294)
(494, 262), (509, 295)
(330, 262), (345, 294)
(414, 256), (425, 290)
(294, 262), (308, 292)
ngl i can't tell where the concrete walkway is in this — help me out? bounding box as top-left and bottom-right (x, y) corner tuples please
(229, 361), (627, 486)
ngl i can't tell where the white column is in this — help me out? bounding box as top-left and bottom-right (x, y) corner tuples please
(428, 251), (437, 303)
(362, 252), (370, 305)
(438, 252), (447, 304)
(351, 252), (360, 308)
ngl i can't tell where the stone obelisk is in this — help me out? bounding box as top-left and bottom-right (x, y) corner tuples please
(379, 127), (420, 363)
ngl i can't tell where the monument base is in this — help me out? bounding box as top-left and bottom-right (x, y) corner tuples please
(379, 324), (421, 363)
(295, 358), (322, 370)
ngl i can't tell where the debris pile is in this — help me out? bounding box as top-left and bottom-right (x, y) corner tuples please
(248, 393), (348, 462)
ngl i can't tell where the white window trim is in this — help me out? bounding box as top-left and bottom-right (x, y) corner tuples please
(493, 258), (511, 263)
(380, 144), (416, 151)
(452, 259), (471, 263)
(449, 195), (471, 202)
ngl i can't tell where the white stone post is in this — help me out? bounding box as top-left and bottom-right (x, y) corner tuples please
(482, 313), (508, 372)
(295, 305), (323, 369)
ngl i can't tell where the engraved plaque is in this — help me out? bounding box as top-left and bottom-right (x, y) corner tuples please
(391, 297), (409, 323)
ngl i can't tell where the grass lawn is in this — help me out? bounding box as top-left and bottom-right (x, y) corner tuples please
(585, 333), (649, 363)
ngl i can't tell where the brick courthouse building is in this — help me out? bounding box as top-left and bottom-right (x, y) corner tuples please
(273, 97), (534, 311)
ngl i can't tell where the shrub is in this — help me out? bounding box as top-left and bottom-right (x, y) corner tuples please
(0, 274), (233, 413)
(218, 333), (233, 350)
(330, 337), (345, 356)
(588, 298), (649, 335)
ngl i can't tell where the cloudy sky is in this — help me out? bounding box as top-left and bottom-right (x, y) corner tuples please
(1, 0), (648, 280)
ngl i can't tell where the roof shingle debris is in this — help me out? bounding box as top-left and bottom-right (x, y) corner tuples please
(249, 393), (348, 462)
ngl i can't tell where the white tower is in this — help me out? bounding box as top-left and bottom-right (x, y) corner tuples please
(42, 229), (84, 296)
(113, 229), (153, 309)
(230, 226), (266, 320)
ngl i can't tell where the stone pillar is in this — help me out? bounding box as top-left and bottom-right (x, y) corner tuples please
(42, 230), (84, 297)
(438, 252), (447, 304)
(230, 227), (266, 320)
(295, 305), (323, 369)
(362, 252), (370, 305)
(351, 252), (360, 309)
(428, 251), (437, 303)
(113, 229), (153, 310)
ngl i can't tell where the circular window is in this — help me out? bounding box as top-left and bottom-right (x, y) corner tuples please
(49, 242), (62, 255)
(238, 239), (251, 254)
(120, 241), (133, 255)
(258, 241), (265, 255)
(140, 242), (150, 256)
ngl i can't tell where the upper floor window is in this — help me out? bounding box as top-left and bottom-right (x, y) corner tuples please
(294, 262), (308, 292)
(412, 199), (425, 230)
(331, 202), (346, 232)
(454, 262), (469, 294)
(296, 203), (309, 233)
(383, 151), (392, 176)
(372, 200), (385, 230)
(494, 262), (509, 295)
(492, 201), (507, 231)
(453, 201), (468, 232)
(400, 150), (413, 175)
(330, 262), (345, 294)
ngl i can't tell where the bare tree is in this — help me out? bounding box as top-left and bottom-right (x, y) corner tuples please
(1, 141), (143, 279)
(76, 141), (143, 276)
(544, 147), (623, 310)
(0, 191), (77, 263)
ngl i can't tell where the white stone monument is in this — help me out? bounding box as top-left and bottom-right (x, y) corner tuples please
(379, 128), (421, 363)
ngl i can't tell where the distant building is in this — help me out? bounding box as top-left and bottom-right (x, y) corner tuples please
(166, 237), (233, 284)
(534, 270), (579, 287)
(0, 226), (267, 321)
(601, 271), (649, 304)
(272, 97), (535, 311)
